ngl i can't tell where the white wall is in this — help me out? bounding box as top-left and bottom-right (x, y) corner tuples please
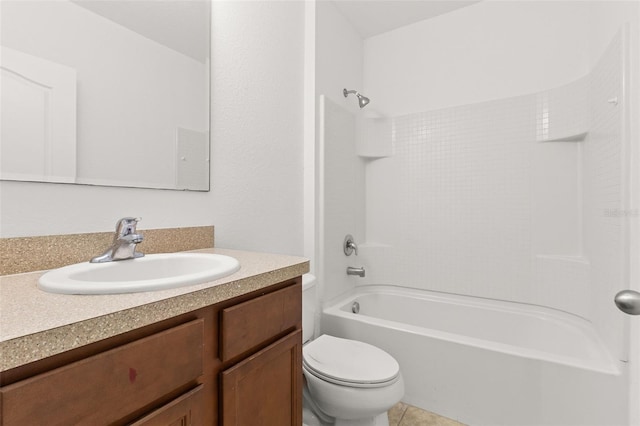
(319, 97), (366, 302)
(581, 28), (628, 364)
(314, 0), (365, 304)
(587, 4), (640, 423)
(364, 1), (590, 116)
(361, 0), (638, 305)
(209, 0), (304, 255)
(359, 1), (594, 305)
(316, 1), (363, 108)
(588, 1), (640, 68)
(0, 0), (305, 258)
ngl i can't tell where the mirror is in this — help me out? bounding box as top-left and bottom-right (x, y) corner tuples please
(0, 0), (211, 191)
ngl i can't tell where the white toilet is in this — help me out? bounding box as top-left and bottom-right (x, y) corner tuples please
(302, 275), (404, 426)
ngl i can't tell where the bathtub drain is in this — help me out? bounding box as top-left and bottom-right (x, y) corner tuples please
(352, 301), (360, 314)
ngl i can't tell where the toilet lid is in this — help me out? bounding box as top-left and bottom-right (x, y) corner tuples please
(303, 335), (400, 387)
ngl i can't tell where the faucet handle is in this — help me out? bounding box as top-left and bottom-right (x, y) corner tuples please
(115, 217), (141, 237)
(344, 234), (358, 256)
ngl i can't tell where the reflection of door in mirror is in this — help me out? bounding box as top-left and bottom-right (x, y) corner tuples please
(0, 0), (210, 191)
(176, 128), (209, 191)
(1, 48), (77, 183)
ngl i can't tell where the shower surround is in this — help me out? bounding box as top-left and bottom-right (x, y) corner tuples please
(317, 24), (633, 425)
(363, 30), (626, 362)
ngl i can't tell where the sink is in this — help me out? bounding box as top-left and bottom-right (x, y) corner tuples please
(38, 253), (240, 295)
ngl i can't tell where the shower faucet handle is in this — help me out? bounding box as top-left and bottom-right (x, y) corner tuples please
(344, 234), (358, 256)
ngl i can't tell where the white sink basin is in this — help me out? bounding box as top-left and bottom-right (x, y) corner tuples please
(38, 253), (240, 295)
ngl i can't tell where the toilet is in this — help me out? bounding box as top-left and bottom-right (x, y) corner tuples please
(302, 275), (404, 426)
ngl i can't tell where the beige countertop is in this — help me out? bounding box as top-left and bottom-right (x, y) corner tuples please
(0, 248), (309, 372)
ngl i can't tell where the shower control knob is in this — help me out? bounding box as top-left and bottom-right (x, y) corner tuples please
(614, 290), (640, 315)
(344, 234), (358, 256)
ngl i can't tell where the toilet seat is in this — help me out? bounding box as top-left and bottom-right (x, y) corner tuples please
(303, 335), (400, 388)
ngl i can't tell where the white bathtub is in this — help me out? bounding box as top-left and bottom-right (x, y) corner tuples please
(321, 286), (627, 426)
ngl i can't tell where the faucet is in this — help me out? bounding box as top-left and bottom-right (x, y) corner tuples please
(347, 266), (365, 277)
(343, 234), (358, 256)
(90, 217), (144, 263)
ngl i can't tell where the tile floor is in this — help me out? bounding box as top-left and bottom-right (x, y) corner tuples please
(388, 402), (466, 426)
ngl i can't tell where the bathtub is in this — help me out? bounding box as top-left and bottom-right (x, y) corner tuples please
(321, 286), (627, 426)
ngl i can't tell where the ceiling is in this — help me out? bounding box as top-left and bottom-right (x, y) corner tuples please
(72, 0), (479, 60)
(331, 0), (481, 38)
(72, 0), (210, 63)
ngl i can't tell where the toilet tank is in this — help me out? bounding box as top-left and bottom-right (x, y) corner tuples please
(302, 274), (317, 344)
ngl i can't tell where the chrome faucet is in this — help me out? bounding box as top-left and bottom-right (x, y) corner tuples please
(90, 217), (144, 263)
(344, 234), (358, 256)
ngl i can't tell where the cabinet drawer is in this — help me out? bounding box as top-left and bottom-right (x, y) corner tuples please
(1, 319), (204, 425)
(130, 384), (204, 426)
(220, 283), (301, 361)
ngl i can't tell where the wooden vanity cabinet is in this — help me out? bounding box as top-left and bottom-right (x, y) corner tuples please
(0, 277), (302, 426)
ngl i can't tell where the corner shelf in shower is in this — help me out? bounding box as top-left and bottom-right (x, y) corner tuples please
(356, 116), (393, 158)
(357, 153), (392, 159)
(537, 131), (588, 143)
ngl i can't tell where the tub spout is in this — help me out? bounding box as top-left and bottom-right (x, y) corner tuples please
(347, 266), (365, 277)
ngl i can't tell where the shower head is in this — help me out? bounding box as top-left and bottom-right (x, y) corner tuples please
(357, 93), (370, 108)
(343, 88), (370, 109)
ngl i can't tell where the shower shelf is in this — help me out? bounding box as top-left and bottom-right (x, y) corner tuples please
(537, 131), (588, 143)
(357, 153), (391, 159)
(356, 116), (393, 157)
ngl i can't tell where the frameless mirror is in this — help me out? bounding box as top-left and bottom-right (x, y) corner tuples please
(0, 0), (211, 191)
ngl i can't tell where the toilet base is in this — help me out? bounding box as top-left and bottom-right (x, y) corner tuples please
(303, 400), (389, 426)
(335, 412), (389, 426)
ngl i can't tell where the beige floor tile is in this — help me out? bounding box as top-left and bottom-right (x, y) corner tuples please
(388, 402), (408, 426)
(398, 405), (465, 426)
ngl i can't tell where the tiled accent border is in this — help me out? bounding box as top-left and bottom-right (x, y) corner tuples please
(0, 226), (214, 275)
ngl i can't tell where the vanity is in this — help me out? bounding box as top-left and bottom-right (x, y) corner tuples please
(0, 247), (309, 425)
(1, 0), (306, 422)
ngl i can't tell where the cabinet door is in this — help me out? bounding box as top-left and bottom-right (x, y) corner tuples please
(130, 385), (204, 426)
(221, 330), (302, 426)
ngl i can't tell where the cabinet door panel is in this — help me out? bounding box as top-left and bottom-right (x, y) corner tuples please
(220, 282), (301, 362)
(0, 319), (204, 425)
(130, 385), (204, 426)
(221, 330), (302, 426)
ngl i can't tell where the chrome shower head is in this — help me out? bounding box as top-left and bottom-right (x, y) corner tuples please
(343, 88), (370, 109)
(357, 93), (370, 108)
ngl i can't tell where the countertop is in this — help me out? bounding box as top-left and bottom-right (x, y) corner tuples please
(0, 248), (309, 372)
